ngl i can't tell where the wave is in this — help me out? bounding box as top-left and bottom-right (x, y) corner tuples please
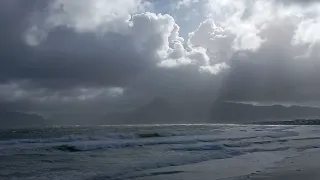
(0, 126), (313, 155)
(50, 136), (300, 152)
(172, 144), (225, 151)
(1, 134), (315, 155)
(0, 130), (221, 146)
(88, 149), (246, 180)
(87, 145), (300, 180)
(3, 126), (320, 180)
(54, 144), (83, 152)
(0, 136), (108, 146)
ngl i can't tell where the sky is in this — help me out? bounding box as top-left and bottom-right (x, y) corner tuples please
(1, 0), (320, 123)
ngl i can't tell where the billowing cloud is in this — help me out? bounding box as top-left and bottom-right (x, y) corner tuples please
(25, 0), (149, 45)
(2, 0), (320, 124)
(25, 0), (232, 75)
(293, 18), (320, 47)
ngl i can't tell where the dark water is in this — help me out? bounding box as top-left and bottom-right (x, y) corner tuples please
(1, 124), (320, 180)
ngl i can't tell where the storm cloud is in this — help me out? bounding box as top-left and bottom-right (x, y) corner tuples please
(1, 0), (320, 124)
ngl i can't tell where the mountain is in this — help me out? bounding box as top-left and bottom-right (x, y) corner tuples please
(106, 97), (182, 124)
(210, 102), (320, 123)
(48, 100), (320, 125)
(257, 119), (320, 125)
(0, 111), (46, 128)
(48, 113), (106, 126)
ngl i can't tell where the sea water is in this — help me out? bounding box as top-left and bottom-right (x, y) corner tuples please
(1, 124), (320, 180)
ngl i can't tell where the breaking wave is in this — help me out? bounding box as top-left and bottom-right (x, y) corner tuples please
(3, 125), (320, 180)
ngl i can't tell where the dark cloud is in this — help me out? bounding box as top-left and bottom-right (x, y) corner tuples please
(218, 19), (320, 103)
(215, 16), (320, 103)
(2, 0), (320, 125)
(219, 55), (320, 102)
(1, 31), (155, 90)
(0, 0), (224, 122)
(0, 0), (161, 91)
(0, 1), (155, 119)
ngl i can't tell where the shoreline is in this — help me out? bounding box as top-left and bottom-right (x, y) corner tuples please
(131, 151), (297, 180)
(131, 149), (320, 180)
(229, 149), (320, 180)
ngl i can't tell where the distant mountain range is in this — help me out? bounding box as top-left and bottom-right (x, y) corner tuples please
(210, 102), (320, 123)
(106, 97), (183, 124)
(3, 99), (320, 127)
(0, 110), (46, 128)
(257, 119), (320, 125)
(105, 100), (320, 124)
(50, 100), (320, 125)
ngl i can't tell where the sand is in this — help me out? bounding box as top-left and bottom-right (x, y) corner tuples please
(231, 149), (320, 180)
(131, 151), (294, 180)
(131, 149), (320, 180)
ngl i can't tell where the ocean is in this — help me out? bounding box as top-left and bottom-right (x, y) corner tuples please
(1, 124), (320, 180)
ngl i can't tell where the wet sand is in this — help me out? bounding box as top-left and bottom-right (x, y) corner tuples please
(132, 151), (295, 180)
(230, 149), (320, 180)
(132, 149), (320, 180)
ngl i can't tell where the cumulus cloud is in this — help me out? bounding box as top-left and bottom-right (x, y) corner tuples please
(3, 0), (320, 123)
(199, 63), (230, 75)
(25, 26), (47, 46)
(170, 0), (320, 103)
(293, 18), (320, 45)
(25, 0), (149, 45)
(25, 0), (233, 75)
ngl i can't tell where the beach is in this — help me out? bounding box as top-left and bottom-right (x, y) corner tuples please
(132, 149), (320, 180)
(233, 149), (320, 180)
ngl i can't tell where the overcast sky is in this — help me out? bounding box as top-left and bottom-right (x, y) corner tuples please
(1, 0), (320, 120)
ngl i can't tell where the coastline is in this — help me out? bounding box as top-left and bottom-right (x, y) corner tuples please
(131, 149), (320, 180)
(230, 149), (320, 180)
(131, 151), (296, 180)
